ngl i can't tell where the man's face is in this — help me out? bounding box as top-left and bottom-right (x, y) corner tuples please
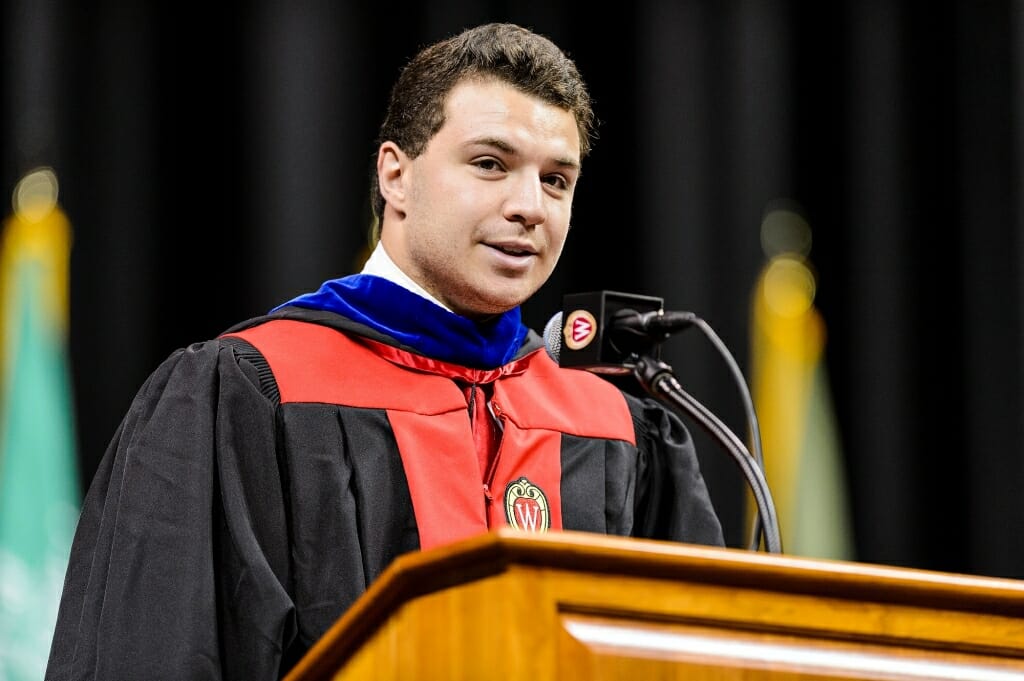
(380, 78), (581, 319)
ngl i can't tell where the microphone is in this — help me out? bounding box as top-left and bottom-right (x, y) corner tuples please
(544, 290), (694, 373)
(544, 290), (782, 554)
(608, 308), (697, 340)
(542, 311), (565, 362)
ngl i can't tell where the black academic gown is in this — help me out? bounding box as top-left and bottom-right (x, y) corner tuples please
(45, 308), (724, 681)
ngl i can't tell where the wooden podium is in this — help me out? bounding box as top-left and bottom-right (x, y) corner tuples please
(285, 529), (1024, 680)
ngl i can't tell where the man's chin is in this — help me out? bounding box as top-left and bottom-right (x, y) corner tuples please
(454, 288), (533, 321)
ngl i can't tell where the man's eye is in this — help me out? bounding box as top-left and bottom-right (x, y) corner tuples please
(544, 175), (569, 190)
(474, 158), (503, 171)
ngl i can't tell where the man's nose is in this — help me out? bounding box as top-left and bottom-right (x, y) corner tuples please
(503, 175), (547, 227)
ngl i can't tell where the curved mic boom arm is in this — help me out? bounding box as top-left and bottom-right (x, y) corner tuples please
(632, 354), (783, 554)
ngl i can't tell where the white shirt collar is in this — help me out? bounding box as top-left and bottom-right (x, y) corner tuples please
(360, 241), (453, 312)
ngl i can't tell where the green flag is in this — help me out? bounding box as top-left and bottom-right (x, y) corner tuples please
(0, 168), (79, 680)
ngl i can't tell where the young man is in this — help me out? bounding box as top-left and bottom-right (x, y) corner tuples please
(46, 22), (724, 680)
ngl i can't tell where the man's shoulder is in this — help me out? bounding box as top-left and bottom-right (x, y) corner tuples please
(218, 314), (450, 409)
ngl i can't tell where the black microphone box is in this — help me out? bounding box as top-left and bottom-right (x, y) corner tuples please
(559, 290), (664, 373)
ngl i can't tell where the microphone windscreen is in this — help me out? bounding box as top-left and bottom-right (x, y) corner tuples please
(543, 312), (563, 363)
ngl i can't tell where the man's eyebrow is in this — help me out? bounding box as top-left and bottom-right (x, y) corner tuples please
(467, 136), (580, 171)
(467, 136), (514, 154)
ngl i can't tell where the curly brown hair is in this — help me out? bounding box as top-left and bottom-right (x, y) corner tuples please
(369, 23), (596, 234)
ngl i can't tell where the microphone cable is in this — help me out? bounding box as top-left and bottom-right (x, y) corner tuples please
(665, 314), (769, 552)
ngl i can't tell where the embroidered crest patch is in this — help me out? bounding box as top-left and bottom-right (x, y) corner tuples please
(504, 477), (550, 532)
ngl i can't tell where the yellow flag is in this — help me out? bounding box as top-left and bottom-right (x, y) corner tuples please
(750, 253), (853, 560)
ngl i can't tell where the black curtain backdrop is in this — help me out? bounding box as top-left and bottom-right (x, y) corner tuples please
(3, 0), (1023, 578)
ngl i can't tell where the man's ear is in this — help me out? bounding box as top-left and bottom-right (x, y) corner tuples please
(377, 141), (408, 214)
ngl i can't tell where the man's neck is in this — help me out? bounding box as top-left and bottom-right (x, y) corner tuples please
(360, 241), (453, 312)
